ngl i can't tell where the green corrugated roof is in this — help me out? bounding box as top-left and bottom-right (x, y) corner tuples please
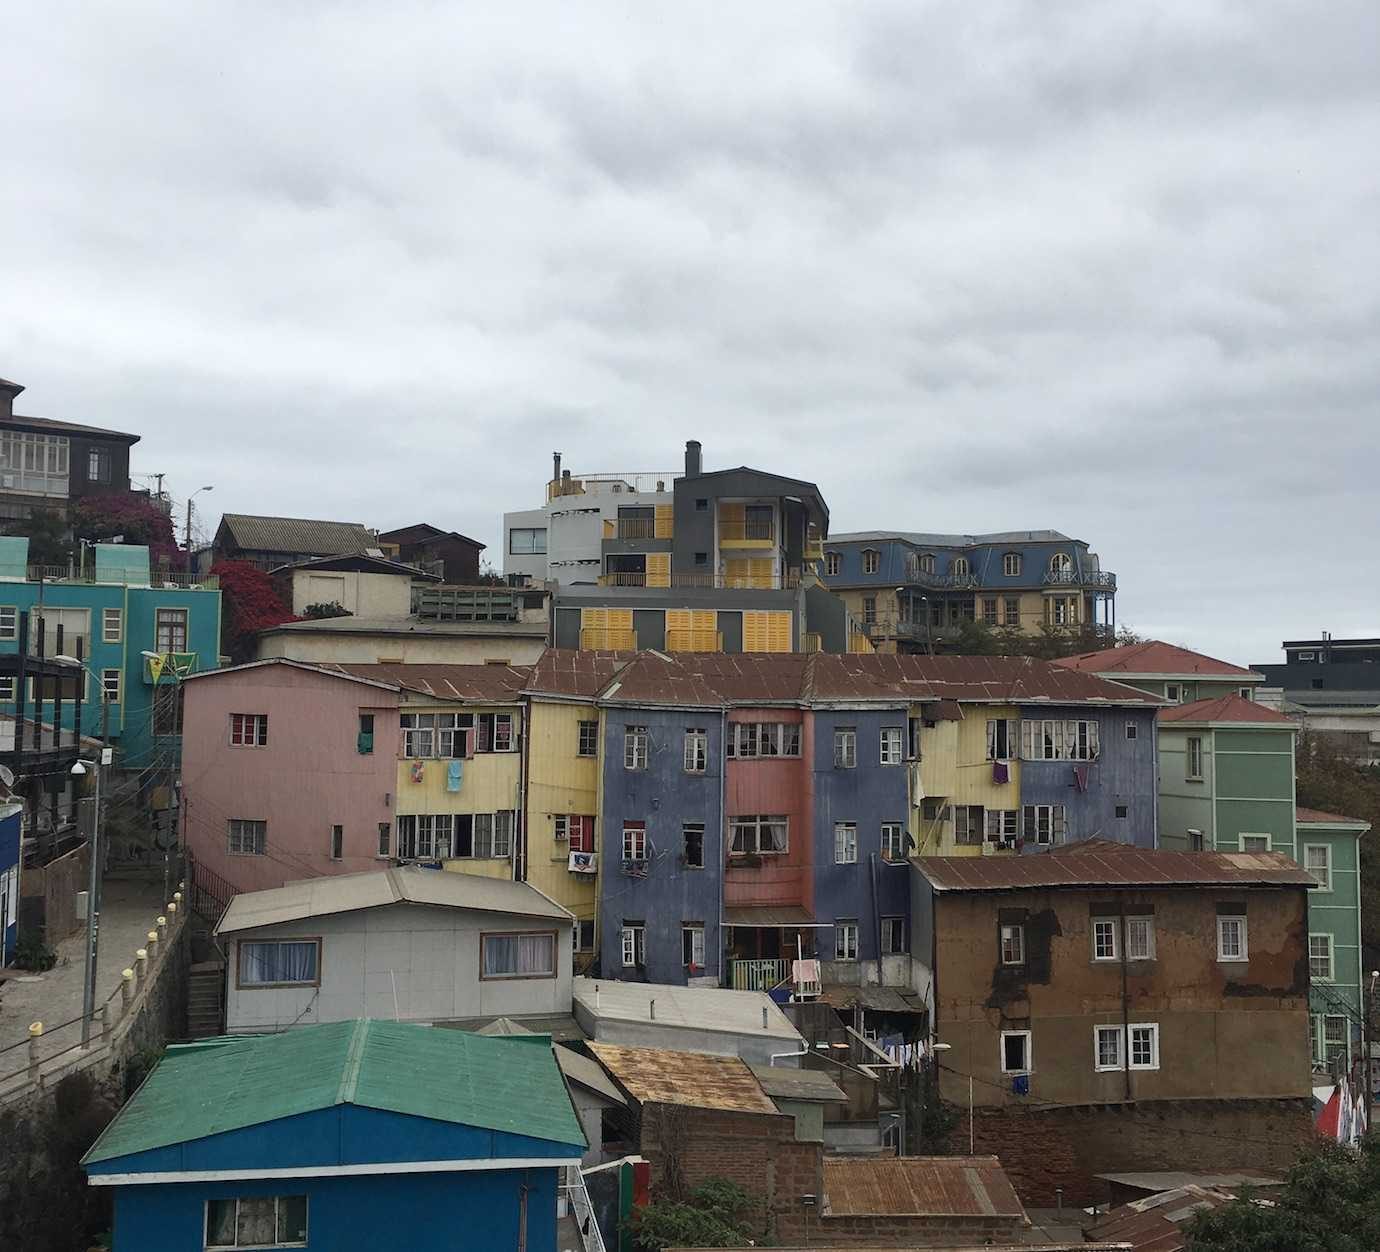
(84, 1020), (583, 1165)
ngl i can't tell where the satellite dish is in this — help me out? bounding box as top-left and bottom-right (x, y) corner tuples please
(0, 765), (14, 788)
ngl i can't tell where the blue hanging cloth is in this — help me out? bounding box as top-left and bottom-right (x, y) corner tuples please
(446, 759), (463, 793)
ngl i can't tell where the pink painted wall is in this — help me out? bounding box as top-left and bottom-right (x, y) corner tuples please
(724, 709), (814, 911)
(182, 664), (400, 894)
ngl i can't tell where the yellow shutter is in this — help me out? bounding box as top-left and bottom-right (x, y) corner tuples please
(668, 609), (721, 652)
(767, 611), (791, 652)
(719, 502), (745, 523)
(580, 607), (635, 649)
(646, 553), (671, 588)
(743, 610), (791, 653)
(654, 504), (674, 539)
(749, 559), (774, 589)
(581, 608), (607, 631)
(724, 558), (752, 588)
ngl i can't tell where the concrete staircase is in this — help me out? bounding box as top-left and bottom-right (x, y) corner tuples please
(187, 960), (225, 1038)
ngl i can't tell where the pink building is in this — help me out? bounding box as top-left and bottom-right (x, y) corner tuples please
(181, 660), (401, 895)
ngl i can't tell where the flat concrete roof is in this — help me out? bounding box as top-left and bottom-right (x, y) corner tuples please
(573, 977), (801, 1039)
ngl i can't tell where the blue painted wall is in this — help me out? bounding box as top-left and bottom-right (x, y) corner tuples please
(811, 709), (911, 961)
(598, 706), (724, 984)
(0, 805), (19, 963)
(822, 537), (1098, 590)
(1017, 705), (1158, 847)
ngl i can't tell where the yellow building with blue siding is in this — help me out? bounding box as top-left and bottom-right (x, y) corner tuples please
(911, 702), (1021, 856)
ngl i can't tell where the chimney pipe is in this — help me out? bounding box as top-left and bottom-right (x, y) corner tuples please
(553, 452), (562, 482)
(685, 440), (702, 478)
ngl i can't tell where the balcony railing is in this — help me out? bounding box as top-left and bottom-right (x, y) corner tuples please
(548, 471), (678, 501)
(666, 631), (724, 653)
(13, 565), (219, 589)
(719, 519), (775, 543)
(1043, 568), (1117, 590)
(730, 958), (789, 992)
(901, 564), (981, 590)
(614, 518), (657, 540)
(596, 571), (800, 591)
(579, 628), (635, 650)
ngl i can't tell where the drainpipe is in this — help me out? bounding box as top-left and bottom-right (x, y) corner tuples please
(1120, 896), (1131, 1103)
(717, 703), (727, 984)
(516, 698), (530, 882)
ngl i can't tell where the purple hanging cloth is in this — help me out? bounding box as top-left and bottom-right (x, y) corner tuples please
(992, 760), (1009, 785)
(1073, 764), (1089, 793)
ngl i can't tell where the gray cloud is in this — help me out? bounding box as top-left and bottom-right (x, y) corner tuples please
(2, 0), (1377, 663)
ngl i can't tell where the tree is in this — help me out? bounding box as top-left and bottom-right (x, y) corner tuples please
(72, 495), (180, 567)
(2, 506), (71, 566)
(625, 1177), (758, 1251)
(931, 619), (1143, 660)
(211, 561), (296, 662)
(1187, 1134), (1380, 1251)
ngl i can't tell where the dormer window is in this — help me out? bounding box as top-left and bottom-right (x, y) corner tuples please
(1003, 552), (1021, 576)
(952, 556), (970, 577)
(918, 553), (935, 575)
(825, 552), (841, 576)
(862, 549), (880, 574)
(1049, 552), (1072, 575)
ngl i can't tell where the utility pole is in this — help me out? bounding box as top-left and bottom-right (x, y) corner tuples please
(185, 496), (194, 576)
(78, 752), (103, 1048)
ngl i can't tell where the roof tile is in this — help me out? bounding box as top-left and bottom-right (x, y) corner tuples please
(1158, 694), (1295, 725)
(220, 513), (374, 556)
(1056, 641), (1260, 679)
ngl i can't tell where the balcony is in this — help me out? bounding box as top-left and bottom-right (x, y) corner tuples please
(613, 518), (657, 540)
(579, 628), (635, 650)
(718, 518), (775, 547)
(730, 958), (789, 992)
(17, 564), (218, 589)
(596, 571), (800, 591)
(901, 564), (980, 590)
(666, 631), (723, 653)
(1043, 568), (1117, 590)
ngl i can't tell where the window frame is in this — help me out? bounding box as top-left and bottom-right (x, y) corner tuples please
(1003, 597), (1019, 626)
(235, 938), (320, 989)
(621, 923), (645, 968)
(204, 1194), (309, 1249)
(835, 920), (859, 961)
(954, 804), (985, 846)
(1002, 552), (1022, 577)
(577, 719), (599, 758)
(1000, 1029), (1032, 1075)
(952, 556), (970, 577)
(101, 668), (122, 705)
(479, 930), (558, 981)
(683, 727), (708, 773)
(825, 552), (841, 576)
(1129, 1023), (1160, 1070)
(329, 824), (343, 861)
(1125, 916), (1156, 961)
(682, 923), (706, 969)
(1092, 918), (1119, 962)
(1020, 718), (1100, 762)
(682, 822), (705, 868)
(1000, 923), (1025, 966)
(229, 712), (269, 748)
(880, 822), (907, 862)
(624, 725), (649, 770)
(0, 606), (15, 641)
(226, 818), (266, 856)
(1165, 683), (1181, 703)
(881, 915), (907, 954)
(508, 527), (547, 555)
(377, 822), (391, 858)
(834, 822), (858, 865)
(155, 606), (189, 653)
(1240, 833), (1271, 853)
(1303, 844), (1332, 892)
(834, 726), (857, 769)
(729, 814), (788, 856)
(879, 726), (904, 765)
(1186, 736), (1204, 781)
(726, 721), (801, 759)
(1022, 803), (1066, 846)
(622, 822), (647, 864)
(1217, 914), (1248, 962)
(1309, 933), (1335, 982)
(101, 606), (123, 644)
(1094, 1025), (1123, 1072)
(861, 549), (880, 575)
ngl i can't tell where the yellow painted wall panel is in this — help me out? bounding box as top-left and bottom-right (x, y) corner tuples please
(646, 553), (671, 588)
(910, 704), (1022, 855)
(654, 505), (674, 539)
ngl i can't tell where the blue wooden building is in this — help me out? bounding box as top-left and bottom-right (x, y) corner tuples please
(83, 1019), (585, 1251)
(0, 801), (20, 963)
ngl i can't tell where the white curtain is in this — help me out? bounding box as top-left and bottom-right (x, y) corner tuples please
(484, 933), (554, 977)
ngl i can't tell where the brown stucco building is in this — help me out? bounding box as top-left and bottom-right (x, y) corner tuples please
(912, 842), (1316, 1204)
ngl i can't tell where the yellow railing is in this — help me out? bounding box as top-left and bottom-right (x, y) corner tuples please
(580, 628), (636, 650)
(666, 631), (723, 653)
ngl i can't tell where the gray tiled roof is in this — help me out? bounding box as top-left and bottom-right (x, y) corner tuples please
(219, 513), (374, 555)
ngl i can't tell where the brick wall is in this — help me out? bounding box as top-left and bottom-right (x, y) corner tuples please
(969, 1098), (1316, 1206)
(813, 1212), (1024, 1246)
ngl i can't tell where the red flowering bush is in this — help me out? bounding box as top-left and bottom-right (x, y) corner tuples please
(211, 561), (297, 660)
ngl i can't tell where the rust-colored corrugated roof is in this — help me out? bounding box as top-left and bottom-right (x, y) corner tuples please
(324, 662), (531, 701)
(1055, 642), (1260, 680)
(525, 649), (638, 699)
(822, 1156), (1027, 1218)
(1158, 694), (1295, 726)
(1087, 1184), (1239, 1251)
(587, 1043), (778, 1114)
(1297, 805), (1371, 829)
(915, 843), (1316, 892)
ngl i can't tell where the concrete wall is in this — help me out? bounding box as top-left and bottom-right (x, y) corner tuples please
(223, 900), (573, 1031)
(257, 630), (547, 666)
(286, 569), (412, 618)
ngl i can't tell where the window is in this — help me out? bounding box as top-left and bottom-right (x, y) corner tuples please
(1003, 597), (1020, 626)
(101, 669), (121, 704)
(880, 727), (904, 765)
(0, 676), (13, 702)
(1125, 722), (1137, 740)
(1129, 1024), (1159, 1069)
(835, 920), (858, 961)
(1022, 804), (1066, 845)
(1000, 924), (1024, 965)
(1115, 804), (1129, 819)
(229, 713), (268, 747)
(155, 607), (188, 653)
(377, 822), (391, 857)
(1310, 934), (1335, 981)
(1239, 687), (1252, 699)
(683, 823), (705, 868)
(1092, 918), (1119, 961)
(982, 597), (998, 625)
(152, 683), (183, 736)
(695, 497), (708, 511)
(834, 726), (857, 768)
(726, 721), (800, 758)
(227, 819), (266, 856)
(834, 822), (857, 864)
(0, 607), (15, 640)
(1186, 736), (1203, 780)
(1240, 834), (1270, 853)
(621, 923), (645, 967)
(1189, 829), (1205, 851)
(882, 916), (906, 954)
(624, 725), (648, 769)
(101, 607), (122, 643)
(987, 718), (1016, 760)
(1003, 552), (1022, 577)
(1217, 915), (1248, 961)
(881, 822), (907, 862)
(862, 549), (880, 574)
(952, 556), (969, 577)
(86, 448), (111, 483)
(985, 810), (1019, 843)
(1165, 683), (1182, 703)
(730, 815), (788, 855)
(238, 940), (317, 987)
(825, 552), (841, 576)
(1316, 1014), (1349, 1068)
(1049, 552), (1072, 575)
(1095, 1026), (1122, 1071)
(694, 551), (708, 566)
(1020, 719), (1100, 761)
(397, 814), (453, 859)
(478, 711), (514, 753)
(1304, 845), (1332, 891)
(508, 527), (547, 554)
(205, 1195), (308, 1248)
(1126, 916), (1155, 960)
(556, 815), (595, 853)
(578, 719), (599, 757)
(358, 713), (375, 754)
(954, 805), (985, 846)
(862, 595), (877, 624)
(573, 920), (595, 952)
(622, 822), (647, 863)
(401, 713), (436, 757)
(1000, 1030), (1031, 1074)
(682, 924), (705, 969)
(481, 931), (556, 978)
(492, 811), (516, 859)
(684, 727), (707, 773)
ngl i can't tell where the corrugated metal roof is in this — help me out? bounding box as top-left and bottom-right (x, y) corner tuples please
(1297, 805), (1371, 829)
(220, 513), (375, 556)
(83, 1019), (584, 1165)
(1158, 694), (1296, 726)
(436, 1013), (585, 1042)
(747, 1064), (848, 1103)
(324, 662), (532, 701)
(589, 1042), (779, 1114)
(269, 552), (443, 580)
(817, 984), (926, 1014)
(472, 1020), (626, 1105)
(1087, 1184), (1243, 1251)
(1056, 642), (1261, 680)
(526, 649), (637, 699)
(723, 905), (819, 927)
(822, 1156), (1027, 1218)
(216, 866), (571, 935)
(573, 977), (802, 1038)
(264, 615), (548, 637)
(1094, 1170), (1280, 1191)
(915, 844), (1317, 892)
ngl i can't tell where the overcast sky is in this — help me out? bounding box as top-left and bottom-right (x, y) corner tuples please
(3, 2), (1376, 664)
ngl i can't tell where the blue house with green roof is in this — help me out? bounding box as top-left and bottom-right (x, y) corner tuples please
(82, 1019), (586, 1251)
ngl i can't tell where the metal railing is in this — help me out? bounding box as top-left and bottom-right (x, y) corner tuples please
(613, 518), (657, 540)
(412, 585), (522, 622)
(900, 563), (981, 590)
(561, 1163), (607, 1252)
(1043, 568), (1116, 589)
(595, 571), (800, 591)
(719, 519), (775, 542)
(14, 564), (219, 589)
(549, 471), (677, 500)
(730, 958), (788, 992)
(186, 856), (240, 925)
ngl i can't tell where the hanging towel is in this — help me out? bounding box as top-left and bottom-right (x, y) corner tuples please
(1073, 764), (1090, 793)
(410, 760), (425, 784)
(446, 759), (463, 793)
(992, 760), (1009, 785)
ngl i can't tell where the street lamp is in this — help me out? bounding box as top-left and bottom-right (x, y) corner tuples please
(72, 756), (104, 1048)
(185, 485), (214, 576)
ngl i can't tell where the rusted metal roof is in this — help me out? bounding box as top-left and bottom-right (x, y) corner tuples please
(1087, 1184), (1242, 1251)
(525, 649), (637, 699)
(822, 1156), (1027, 1218)
(1297, 805), (1371, 829)
(747, 1064), (848, 1103)
(817, 984), (926, 1014)
(325, 662), (531, 701)
(1056, 641), (1261, 680)
(723, 905), (819, 927)
(587, 1043), (779, 1114)
(1158, 693), (1295, 726)
(915, 844), (1317, 892)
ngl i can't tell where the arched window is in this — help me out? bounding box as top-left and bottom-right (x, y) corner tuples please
(1050, 553), (1072, 575)
(825, 552), (841, 576)
(953, 557), (970, 577)
(918, 553), (936, 575)
(1002, 552), (1022, 577)
(862, 549), (880, 574)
